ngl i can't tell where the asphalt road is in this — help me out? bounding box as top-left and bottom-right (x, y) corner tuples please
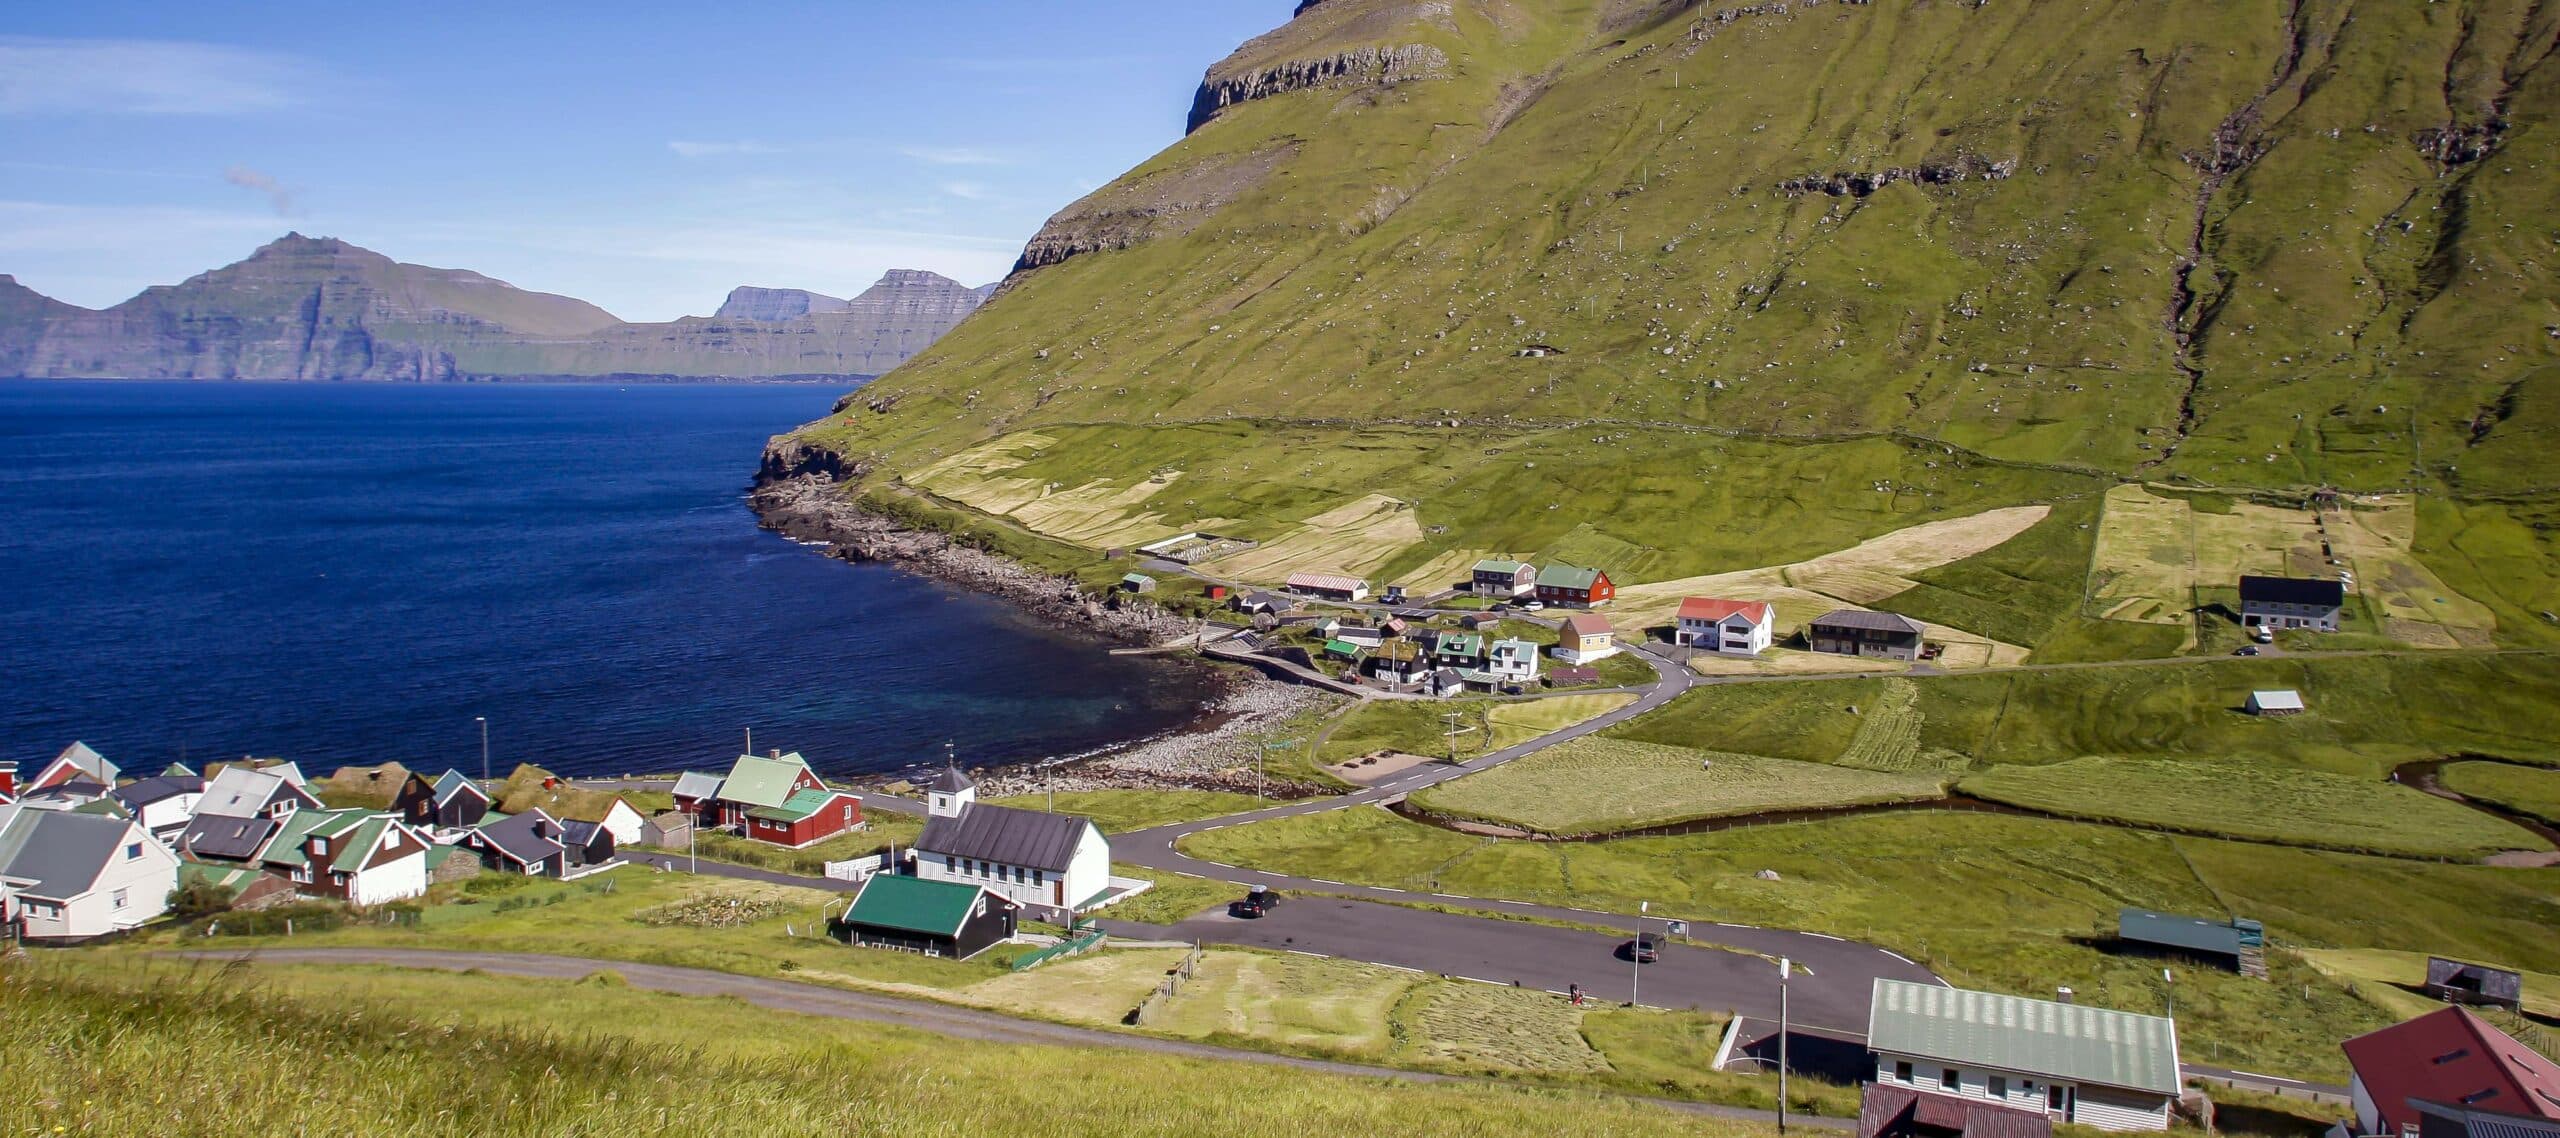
(177, 947), (1846, 1128)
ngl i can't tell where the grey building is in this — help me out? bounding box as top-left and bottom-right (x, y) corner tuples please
(2238, 575), (2344, 632)
(1809, 609), (1927, 660)
(1866, 979), (2182, 1132)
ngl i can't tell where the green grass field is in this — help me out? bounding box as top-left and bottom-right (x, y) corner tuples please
(1410, 737), (1944, 835)
(1320, 699), (1502, 765)
(987, 790), (1271, 833)
(1180, 806), (2560, 1079)
(2438, 761), (2560, 827)
(666, 815), (924, 877)
(1485, 693), (1639, 750)
(1958, 756), (2546, 858)
(7, 958), (1761, 1138)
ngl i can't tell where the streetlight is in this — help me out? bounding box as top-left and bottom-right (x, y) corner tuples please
(2163, 967), (2175, 1021)
(1631, 900), (1648, 1008)
(1779, 956), (1793, 1135)
(475, 716), (489, 782)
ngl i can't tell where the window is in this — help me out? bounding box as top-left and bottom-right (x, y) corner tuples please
(312, 838), (328, 855)
(1895, 1061), (1914, 1083)
(1033, 870), (1044, 886)
(125, 842), (144, 860)
(1989, 1076), (2008, 1099)
(111, 888), (128, 910)
(1941, 1069), (1961, 1091)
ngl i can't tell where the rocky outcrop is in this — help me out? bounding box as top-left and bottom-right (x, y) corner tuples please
(1011, 142), (1301, 276)
(1774, 154), (2017, 197)
(714, 286), (852, 321)
(1187, 42), (1449, 133)
(0, 238), (993, 381)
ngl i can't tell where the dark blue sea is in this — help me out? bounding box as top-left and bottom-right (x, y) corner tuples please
(0, 380), (1217, 780)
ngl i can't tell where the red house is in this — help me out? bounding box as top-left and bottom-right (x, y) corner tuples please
(1533, 563), (1615, 608)
(742, 787), (865, 848)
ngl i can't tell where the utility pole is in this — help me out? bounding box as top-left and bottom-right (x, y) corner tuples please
(687, 813), (697, 874)
(1779, 956), (1793, 1135)
(475, 716), (489, 782)
(744, 726), (752, 756)
(2163, 967), (2175, 1021)
(1632, 901), (1648, 1008)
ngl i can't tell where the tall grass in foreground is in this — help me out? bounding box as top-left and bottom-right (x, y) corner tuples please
(3, 958), (1758, 1137)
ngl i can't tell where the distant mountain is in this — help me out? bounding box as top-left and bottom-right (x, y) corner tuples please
(0, 235), (994, 381)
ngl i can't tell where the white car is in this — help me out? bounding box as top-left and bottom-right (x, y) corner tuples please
(1522, 600), (1545, 611)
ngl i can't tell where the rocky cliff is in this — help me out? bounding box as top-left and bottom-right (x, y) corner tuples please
(1, 236), (995, 381)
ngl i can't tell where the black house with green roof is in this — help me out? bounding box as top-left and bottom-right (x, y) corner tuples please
(835, 874), (1017, 960)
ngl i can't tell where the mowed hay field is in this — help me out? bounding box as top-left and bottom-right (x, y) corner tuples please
(2437, 761), (2560, 827)
(1485, 692), (1638, 749)
(10, 959), (1760, 1138)
(1958, 757), (2549, 859)
(1608, 505), (2051, 637)
(2296, 948), (2560, 1020)
(1411, 738), (1945, 835)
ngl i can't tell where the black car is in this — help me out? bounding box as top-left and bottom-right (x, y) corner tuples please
(1229, 889), (1284, 919)
(2233, 645), (2261, 656)
(1618, 934), (1662, 963)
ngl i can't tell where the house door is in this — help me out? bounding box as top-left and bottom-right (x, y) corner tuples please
(2047, 1084), (2073, 1121)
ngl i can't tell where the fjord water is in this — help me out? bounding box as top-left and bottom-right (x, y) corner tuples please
(0, 381), (1217, 778)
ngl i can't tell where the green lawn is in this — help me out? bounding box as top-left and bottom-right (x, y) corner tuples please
(1179, 806), (2560, 1079)
(9, 958), (1756, 1138)
(1319, 699), (1503, 764)
(1101, 864), (1243, 926)
(1959, 756), (2548, 858)
(2438, 760), (2560, 827)
(1484, 693), (1639, 749)
(649, 816), (923, 877)
(1411, 737), (1944, 835)
(988, 790), (1271, 833)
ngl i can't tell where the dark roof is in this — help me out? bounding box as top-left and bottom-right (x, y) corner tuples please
(111, 774), (203, 811)
(2412, 1098), (2560, 1138)
(2118, 908), (2258, 956)
(2239, 575), (2345, 607)
(0, 809), (140, 900)
(917, 803), (1095, 873)
(929, 764), (976, 794)
(1811, 609), (1927, 635)
(2429, 957), (2526, 1003)
(473, 810), (566, 867)
(2342, 1007), (2560, 1135)
(179, 813), (279, 862)
(558, 819), (608, 847)
(1860, 1083), (2053, 1138)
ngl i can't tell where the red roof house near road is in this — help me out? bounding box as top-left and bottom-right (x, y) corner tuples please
(2341, 1007), (2560, 1137)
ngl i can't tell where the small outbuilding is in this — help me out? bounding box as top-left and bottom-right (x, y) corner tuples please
(2115, 908), (2265, 976)
(2245, 689), (2305, 716)
(2424, 957), (2524, 1013)
(1118, 572), (1157, 594)
(1285, 571), (1370, 603)
(836, 873), (1018, 960)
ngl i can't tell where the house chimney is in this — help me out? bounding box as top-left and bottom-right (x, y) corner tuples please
(769, 748), (781, 759)
(2056, 987), (2075, 1004)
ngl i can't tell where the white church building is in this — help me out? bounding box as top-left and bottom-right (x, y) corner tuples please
(911, 765), (1112, 915)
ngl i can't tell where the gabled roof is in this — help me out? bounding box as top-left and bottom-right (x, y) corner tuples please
(327, 816), (419, 875)
(2411, 1097), (2560, 1138)
(670, 770), (725, 801)
(1560, 613), (1613, 637)
(2239, 575), (2345, 607)
(111, 774), (203, 812)
(716, 753), (816, 809)
(1811, 609), (1927, 635)
(2429, 958), (2525, 1004)
(558, 819), (610, 848)
(747, 787), (856, 824)
(553, 794), (638, 825)
(2117, 909), (2257, 956)
(1490, 638), (1538, 658)
(161, 762), (198, 777)
(1536, 563), (1603, 590)
(256, 808), (373, 869)
(1867, 979), (2181, 1096)
(198, 765), (310, 816)
(1472, 559), (1531, 575)
(2249, 690), (2306, 711)
(844, 873), (991, 937)
(178, 813), (278, 862)
(1861, 1083), (2052, 1138)
(1285, 571), (1366, 593)
(43, 741), (119, 786)
(918, 802), (1097, 873)
(473, 809), (566, 867)
(929, 764), (976, 794)
(2343, 1007), (2560, 1134)
(1434, 630), (1485, 655)
(0, 808), (145, 901)
(432, 770), (487, 806)
(1678, 597), (1775, 626)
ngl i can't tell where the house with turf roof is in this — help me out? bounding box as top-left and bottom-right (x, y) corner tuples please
(835, 872), (1017, 960)
(0, 804), (181, 944)
(1472, 559), (1537, 598)
(554, 794), (647, 847)
(1362, 639), (1430, 686)
(1867, 978), (2181, 1131)
(1534, 563), (1614, 608)
(915, 765), (1111, 914)
(395, 769), (491, 830)
(742, 786), (864, 848)
(254, 808), (430, 905)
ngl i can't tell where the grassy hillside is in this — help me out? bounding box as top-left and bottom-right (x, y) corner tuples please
(778, 0), (2560, 617)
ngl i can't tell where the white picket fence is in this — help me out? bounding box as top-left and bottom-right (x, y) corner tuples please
(823, 853), (890, 883)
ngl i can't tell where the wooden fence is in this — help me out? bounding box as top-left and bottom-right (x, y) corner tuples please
(1128, 942), (1206, 1026)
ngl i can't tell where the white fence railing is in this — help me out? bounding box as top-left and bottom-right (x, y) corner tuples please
(823, 853), (889, 882)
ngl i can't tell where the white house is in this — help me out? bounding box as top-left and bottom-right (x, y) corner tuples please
(559, 796), (647, 847)
(913, 765), (1111, 913)
(193, 764), (319, 820)
(1470, 559), (1537, 598)
(26, 741), (120, 792)
(1675, 597), (1776, 655)
(109, 773), (204, 837)
(255, 809), (431, 906)
(1486, 638), (1541, 684)
(0, 804), (182, 943)
(1866, 979), (2181, 1132)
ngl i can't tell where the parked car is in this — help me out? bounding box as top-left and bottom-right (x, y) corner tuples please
(2233, 645), (2261, 656)
(1229, 888), (1284, 919)
(2253, 626), (2274, 644)
(1523, 600), (1546, 611)
(1617, 934), (1662, 963)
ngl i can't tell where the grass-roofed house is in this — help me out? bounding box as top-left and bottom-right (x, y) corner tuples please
(834, 873), (1017, 960)
(1866, 978), (2182, 1132)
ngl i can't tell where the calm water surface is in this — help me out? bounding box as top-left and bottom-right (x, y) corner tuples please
(0, 380), (1216, 779)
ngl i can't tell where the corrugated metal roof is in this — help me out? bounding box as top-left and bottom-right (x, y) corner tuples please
(717, 753), (813, 808)
(1286, 571), (1366, 593)
(1812, 609), (1927, 634)
(747, 787), (853, 823)
(1678, 597), (1774, 625)
(1473, 559), (1529, 575)
(2117, 908), (2251, 956)
(179, 813), (277, 862)
(918, 803), (1096, 873)
(1537, 563), (1602, 590)
(670, 771), (724, 801)
(845, 874), (983, 937)
(1867, 979), (2181, 1095)
(0, 809), (135, 900)
(2249, 690), (2305, 711)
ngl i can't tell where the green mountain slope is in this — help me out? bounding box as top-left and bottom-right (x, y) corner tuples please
(2, 236), (990, 381)
(772, 0), (2560, 638)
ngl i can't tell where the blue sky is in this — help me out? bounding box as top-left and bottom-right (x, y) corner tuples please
(0, 2), (1291, 320)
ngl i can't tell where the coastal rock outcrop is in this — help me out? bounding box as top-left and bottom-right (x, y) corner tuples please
(1011, 143), (1302, 275)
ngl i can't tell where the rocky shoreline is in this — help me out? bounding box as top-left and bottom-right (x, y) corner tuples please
(749, 440), (1341, 799)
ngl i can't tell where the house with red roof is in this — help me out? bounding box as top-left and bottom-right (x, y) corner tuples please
(2341, 1007), (2560, 1138)
(1676, 597), (1777, 656)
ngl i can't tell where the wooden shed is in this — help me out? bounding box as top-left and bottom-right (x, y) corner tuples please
(2246, 689), (2305, 716)
(835, 874), (1018, 960)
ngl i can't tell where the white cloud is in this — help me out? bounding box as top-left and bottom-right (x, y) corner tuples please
(667, 139), (788, 159)
(0, 36), (311, 116)
(898, 145), (1009, 166)
(941, 181), (995, 202)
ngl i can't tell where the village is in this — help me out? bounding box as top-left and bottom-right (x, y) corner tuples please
(6, 537), (2528, 1138)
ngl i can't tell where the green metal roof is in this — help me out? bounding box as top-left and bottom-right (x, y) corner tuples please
(257, 808), (369, 869)
(1120, 572), (1154, 586)
(328, 816), (401, 874)
(844, 874), (982, 937)
(180, 861), (261, 893)
(717, 752), (813, 809)
(1323, 638), (1363, 657)
(1436, 631), (1485, 655)
(746, 787), (845, 823)
(1867, 979), (2180, 1095)
(2118, 908), (2259, 956)
(1536, 563), (1602, 590)
(1473, 559), (1528, 574)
